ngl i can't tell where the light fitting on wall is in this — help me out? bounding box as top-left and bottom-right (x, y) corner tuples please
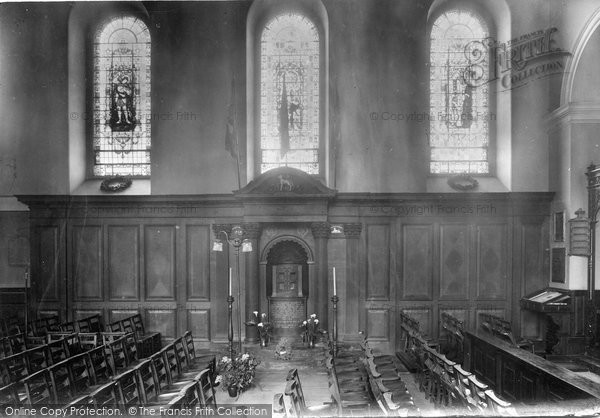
(212, 225), (253, 252)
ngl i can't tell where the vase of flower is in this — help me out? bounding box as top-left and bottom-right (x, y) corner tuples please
(246, 311), (273, 347)
(227, 385), (238, 398)
(217, 353), (260, 398)
(301, 313), (322, 348)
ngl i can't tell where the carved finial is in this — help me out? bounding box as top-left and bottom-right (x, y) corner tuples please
(575, 208), (587, 218)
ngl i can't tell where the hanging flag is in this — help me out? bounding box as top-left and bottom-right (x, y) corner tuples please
(279, 74), (290, 156)
(225, 76), (237, 160)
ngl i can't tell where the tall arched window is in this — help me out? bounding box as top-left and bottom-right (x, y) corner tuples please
(430, 10), (490, 174)
(93, 16), (151, 177)
(259, 13), (320, 175)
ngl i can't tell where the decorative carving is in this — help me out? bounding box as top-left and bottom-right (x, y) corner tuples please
(311, 222), (330, 239)
(267, 240), (308, 265)
(343, 223), (363, 238)
(242, 223), (261, 240)
(234, 167), (336, 198)
(212, 224), (232, 236)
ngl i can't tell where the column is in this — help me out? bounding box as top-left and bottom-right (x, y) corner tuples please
(243, 222), (261, 343)
(311, 222), (330, 330)
(344, 223), (363, 341)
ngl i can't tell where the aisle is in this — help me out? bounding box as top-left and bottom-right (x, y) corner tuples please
(214, 341), (331, 407)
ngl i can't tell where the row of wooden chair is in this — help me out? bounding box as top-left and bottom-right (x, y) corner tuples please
(0, 315), (104, 359)
(360, 339), (417, 416)
(0, 317), (23, 338)
(440, 312), (464, 364)
(0, 330), (215, 409)
(281, 368), (334, 417)
(401, 312), (515, 415)
(107, 314), (162, 358)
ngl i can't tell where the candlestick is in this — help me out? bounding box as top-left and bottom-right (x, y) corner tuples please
(333, 267), (336, 295)
(229, 267), (232, 296)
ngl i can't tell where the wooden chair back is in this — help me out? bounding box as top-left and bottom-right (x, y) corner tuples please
(23, 369), (54, 406)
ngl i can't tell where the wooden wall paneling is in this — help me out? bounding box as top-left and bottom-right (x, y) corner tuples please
(110, 310), (139, 324)
(366, 224), (390, 300)
(345, 233), (360, 339)
(71, 225), (102, 302)
(187, 309), (211, 341)
(519, 219), (549, 338)
(37, 225), (61, 303)
(211, 231), (231, 341)
(400, 224), (434, 300)
(366, 308), (389, 341)
(439, 224), (469, 301)
(186, 225), (210, 301)
(107, 226), (140, 301)
(73, 309), (103, 321)
(403, 307), (433, 338)
(475, 223), (509, 301)
(144, 225), (176, 301)
(145, 309), (177, 340)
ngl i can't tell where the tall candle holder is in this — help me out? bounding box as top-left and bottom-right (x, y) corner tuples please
(331, 294), (339, 357)
(227, 295), (235, 359)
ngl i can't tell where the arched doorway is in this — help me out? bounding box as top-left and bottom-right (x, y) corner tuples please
(266, 240), (309, 337)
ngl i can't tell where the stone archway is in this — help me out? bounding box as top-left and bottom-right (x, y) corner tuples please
(263, 237), (313, 337)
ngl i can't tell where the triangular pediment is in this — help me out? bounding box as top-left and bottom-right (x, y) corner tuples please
(234, 167), (336, 199)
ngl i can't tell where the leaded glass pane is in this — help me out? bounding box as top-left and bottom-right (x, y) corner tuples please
(430, 10), (489, 174)
(93, 16), (151, 177)
(260, 13), (320, 175)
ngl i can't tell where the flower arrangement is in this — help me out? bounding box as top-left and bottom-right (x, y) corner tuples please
(301, 313), (323, 347)
(215, 352), (261, 396)
(246, 311), (273, 346)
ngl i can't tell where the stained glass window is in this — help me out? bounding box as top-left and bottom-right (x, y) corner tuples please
(93, 16), (151, 177)
(430, 10), (489, 174)
(260, 13), (320, 175)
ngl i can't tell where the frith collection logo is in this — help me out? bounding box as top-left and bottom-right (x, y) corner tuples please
(464, 27), (570, 90)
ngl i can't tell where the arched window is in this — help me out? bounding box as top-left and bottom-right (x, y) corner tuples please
(430, 10), (490, 174)
(93, 16), (151, 177)
(259, 13), (320, 175)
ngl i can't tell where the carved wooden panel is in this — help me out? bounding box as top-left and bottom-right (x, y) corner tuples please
(186, 225), (210, 301)
(72, 226), (102, 301)
(38, 226), (60, 302)
(476, 224), (507, 300)
(367, 309), (389, 341)
(440, 225), (469, 300)
(108, 226), (139, 301)
(502, 360), (518, 401)
(367, 225), (390, 300)
(144, 226), (176, 300)
(187, 310), (210, 341)
(403, 308), (432, 338)
(401, 225), (433, 300)
(145, 309), (176, 339)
